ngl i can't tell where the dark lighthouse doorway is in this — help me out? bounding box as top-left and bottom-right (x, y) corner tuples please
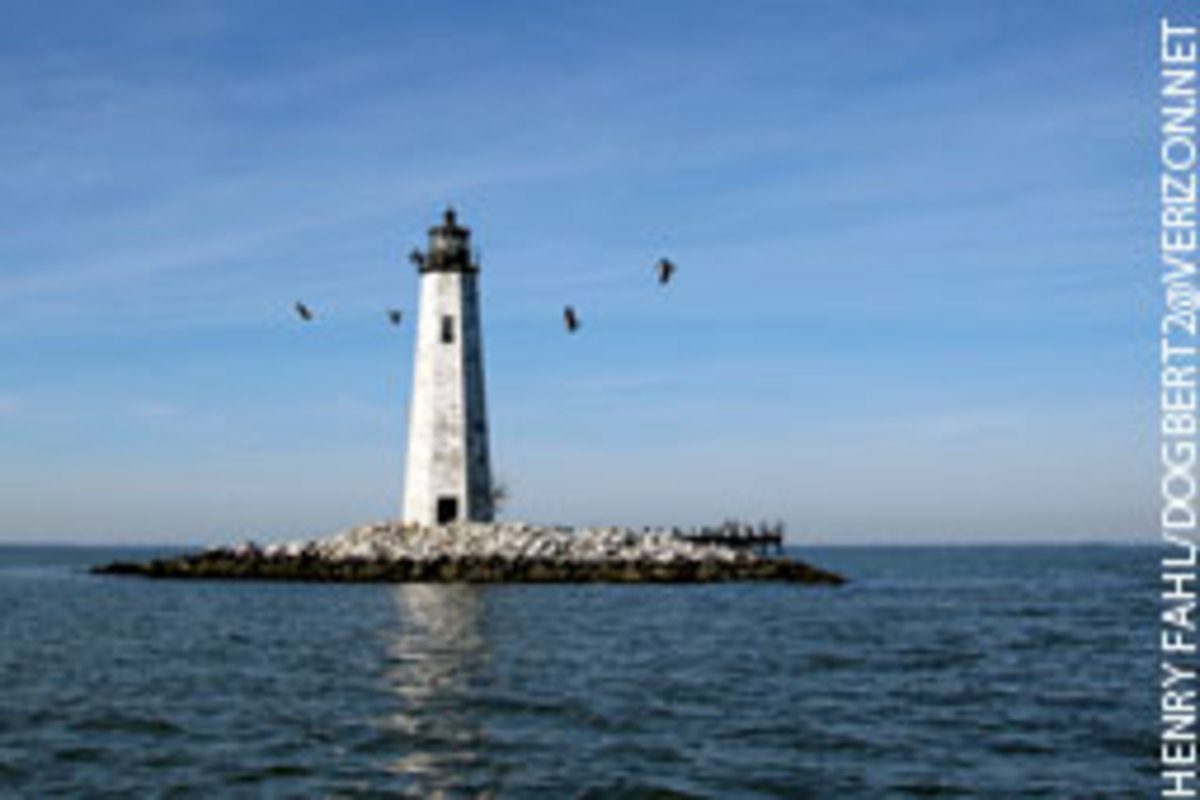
(437, 497), (459, 524)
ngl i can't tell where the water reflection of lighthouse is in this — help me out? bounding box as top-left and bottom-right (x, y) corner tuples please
(383, 586), (491, 793)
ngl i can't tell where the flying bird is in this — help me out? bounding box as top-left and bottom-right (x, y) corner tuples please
(294, 301), (314, 321)
(563, 305), (580, 333)
(387, 310), (404, 326)
(656, 257), (676, 285)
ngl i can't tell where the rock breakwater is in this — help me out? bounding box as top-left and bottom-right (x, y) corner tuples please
(92, 521), (845, 585)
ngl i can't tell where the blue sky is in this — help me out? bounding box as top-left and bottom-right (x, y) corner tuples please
(0, 0), (1161, 544)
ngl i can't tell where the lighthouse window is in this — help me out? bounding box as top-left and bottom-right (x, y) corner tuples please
(441, 315), (455, 344)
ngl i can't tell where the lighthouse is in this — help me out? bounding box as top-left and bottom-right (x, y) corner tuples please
(402, 209), (494, 526)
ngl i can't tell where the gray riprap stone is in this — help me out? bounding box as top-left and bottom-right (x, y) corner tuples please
(273, 521), (747, 565)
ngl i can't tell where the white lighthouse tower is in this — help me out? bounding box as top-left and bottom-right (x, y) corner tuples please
(402, 208), (494, 527)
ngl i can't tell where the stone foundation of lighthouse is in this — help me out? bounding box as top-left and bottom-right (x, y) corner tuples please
(402, 209), (494, 527)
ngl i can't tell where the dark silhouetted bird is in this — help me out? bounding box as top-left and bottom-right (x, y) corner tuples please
(656, 258), (676, 285)
(409, 249), (426, 268)
(563, 306), (580, 333)
(387, 310), (403, 326)
(294, 302), (314, 321)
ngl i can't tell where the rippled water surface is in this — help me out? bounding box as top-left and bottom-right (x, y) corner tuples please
(0, 545), (1155, 797)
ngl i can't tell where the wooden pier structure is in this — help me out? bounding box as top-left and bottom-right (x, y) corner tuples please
(675, 521), (785, 556)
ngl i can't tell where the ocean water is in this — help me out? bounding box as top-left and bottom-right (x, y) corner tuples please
(0, 544), (1156, 797)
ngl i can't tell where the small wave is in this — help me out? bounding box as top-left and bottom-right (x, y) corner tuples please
(0, 759), (24, 782)
(223, 762), (316, 786)
(72, 713), (181, 737)
(52, 746), (107, 764)
(886, 781), (973, 797)
(806, 653), (864, 671)
(987, 738), (1055, 756)
(576, 777), (708, 799)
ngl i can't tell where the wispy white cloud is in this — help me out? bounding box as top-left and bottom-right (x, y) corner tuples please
(137, 402), (184, 419)
(0, 395), (20, 416)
